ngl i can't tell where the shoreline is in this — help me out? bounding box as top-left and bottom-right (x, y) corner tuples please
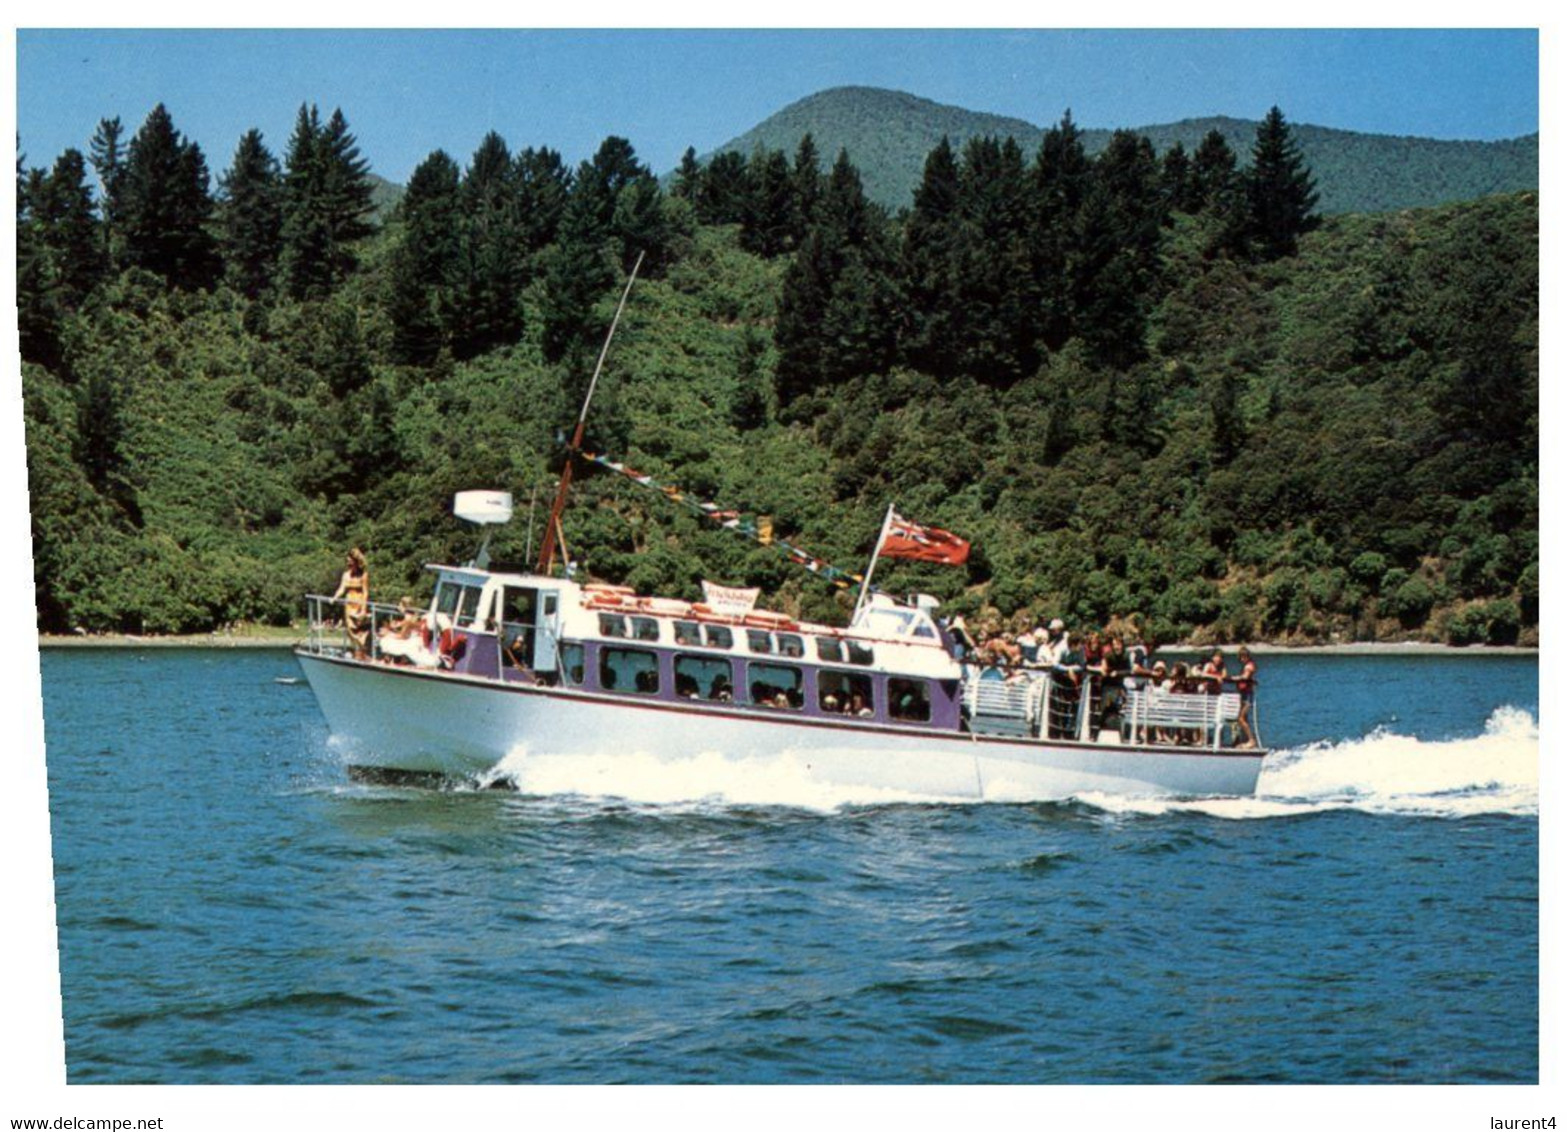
(34, 633), (1537, 657)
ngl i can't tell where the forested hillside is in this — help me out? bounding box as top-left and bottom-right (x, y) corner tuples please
(18, 102), (1537, 646)
(713, 86), (1539, 215)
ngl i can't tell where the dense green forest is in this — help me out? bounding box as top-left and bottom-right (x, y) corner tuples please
(714, 86), (1539, 215)
(17, 100), (1537, 646)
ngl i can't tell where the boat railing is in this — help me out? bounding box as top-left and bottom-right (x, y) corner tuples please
(303, 594), (419, 661)
(1123, 687), (1242, 751)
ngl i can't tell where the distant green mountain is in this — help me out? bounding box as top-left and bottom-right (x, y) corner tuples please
(709, 86), (1538, 215)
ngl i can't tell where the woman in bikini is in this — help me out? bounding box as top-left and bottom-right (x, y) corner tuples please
(333, 547), (371, 660)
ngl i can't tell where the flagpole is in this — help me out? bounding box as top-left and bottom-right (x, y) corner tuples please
(535, 250), (645, 577)
(851, 502), (897, 626)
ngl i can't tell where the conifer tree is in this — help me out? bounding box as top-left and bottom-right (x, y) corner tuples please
(903, 136), (964, 378)
(88, 117), (125, 260)
(696, 150), (750, 225)
(1244, 107), (1320, 261)
(117, 103), (219, 289)
(1030, 112), (1092, 353)
(1069, 131), (1164, 370)
(775, 150), (897, 407)
(454, 132), (526, 358)
(791, 133), (822, 243)
(217, 129), (283, 300)
(538, 189), (617, 366)
(36, 149), (107, 306)
(1191, 129), (1249, 256)
(387, 150), (462, 366)
(740, 148), (795, 257)
(1159, 141), (1195, 214)
(17, 160), (64, 369)
(281, 105), (376, 298)
(516, 146), (571, 255)
(672, 146), (702, 201)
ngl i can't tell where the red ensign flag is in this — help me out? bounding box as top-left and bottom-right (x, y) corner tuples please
(880, 512), (971, 565)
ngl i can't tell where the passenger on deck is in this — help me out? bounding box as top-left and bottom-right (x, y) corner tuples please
(1235, 647), (1259, 749)
(1041, 619), (1068, 666)
(332, 548), (371, 660)
(1199, 649), (1228, 695)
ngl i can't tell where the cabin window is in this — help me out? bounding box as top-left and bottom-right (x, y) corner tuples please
(457, 585), (485, 628)
(747, 662), (802, 710)
(435, 581), (484, 624)
(674, 655), (735, 702)
(599, 613), (628, 638)
(600, 647), (659, 695)
(846, 641), (875, 666)
(819, 670), (875, 717)
(560, 644), (585, 687)
(888, 678), (932, 723)
(777, 633), (805, 658)
(704, 625), (734, 650)
(746, 629), (774, 654)
(543, 594), (558, 618)
(631, 616), (660, 643)
(674, 620), (702, 646)
(816, 637), (844, 663)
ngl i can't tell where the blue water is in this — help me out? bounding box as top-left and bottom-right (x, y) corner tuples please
(39, 650), (1537, 1083)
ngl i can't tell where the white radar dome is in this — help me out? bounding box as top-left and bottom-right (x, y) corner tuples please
(453, 490), (514, 526)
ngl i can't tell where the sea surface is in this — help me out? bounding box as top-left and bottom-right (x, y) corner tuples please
(37, 649), (1537, 1083)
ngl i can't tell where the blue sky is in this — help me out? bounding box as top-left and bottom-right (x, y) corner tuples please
(17, 29), (1539, 185)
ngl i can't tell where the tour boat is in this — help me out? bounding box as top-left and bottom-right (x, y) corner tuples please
(295, 259), (1266, 799)
(294, 494), (1266, 799)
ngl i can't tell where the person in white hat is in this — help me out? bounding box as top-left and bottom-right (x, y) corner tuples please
(1042, 617), (1069, 666)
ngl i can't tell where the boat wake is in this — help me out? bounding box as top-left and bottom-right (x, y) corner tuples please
(489, 745), (959, 811)
(481, 705), (1537, 818)
(1076, 705), (1538, 820)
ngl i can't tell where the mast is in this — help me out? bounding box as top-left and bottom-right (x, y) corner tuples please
(535, 250), (646, 576)
(851, 502), (897, 625)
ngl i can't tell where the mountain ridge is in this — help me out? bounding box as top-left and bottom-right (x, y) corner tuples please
(705, 85), (1539, 214)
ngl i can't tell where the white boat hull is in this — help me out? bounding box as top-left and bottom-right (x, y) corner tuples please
(297, 652), (1264, 800)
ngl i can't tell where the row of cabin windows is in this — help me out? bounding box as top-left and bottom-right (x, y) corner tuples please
(434, 582), (559, 633)
(599, 614), (876, 665)
(578, 646), (932, 722)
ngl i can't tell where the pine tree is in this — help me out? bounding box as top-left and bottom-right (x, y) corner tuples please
(1030, 112), (1092, 353)
(1191, 129), (1249, 255)
(387, 150), (462, 366)
(775, 150), (897, 407)
(454, 132), (526, 358)
(672, 146), (702, 201)
(740, 148), (794, 257)
(791, 133), (822, 243)
(1191, 130), (1239, 207)
(1159, 141), (1195, 214)
(217, 129), (283, 300)
(88, 117), (125, 261)
(1244, 107), (1320, 261)
(953, 135), (1036, 385)
(1069, 130), (1165, 370)
(697, 150), (750, 225)
(902, 136), (964, 378)
(730, 326), (772, 430)
(281, 105), (376, 299)
(17, 160), (64, 369)
(36, 149), (106, 305)
(117, 103), (219, 289)
(573, 136), (652, 241)
(516, 146), (571, 255)
(538, 189), (617, 367)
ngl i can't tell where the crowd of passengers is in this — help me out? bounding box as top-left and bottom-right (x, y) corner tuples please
(946, 615), (1260, 749)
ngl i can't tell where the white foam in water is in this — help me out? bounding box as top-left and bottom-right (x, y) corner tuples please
(1079, 705), (1538, 821)
(491, 744), (968, 812)
(484, 706), (1537, 819)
